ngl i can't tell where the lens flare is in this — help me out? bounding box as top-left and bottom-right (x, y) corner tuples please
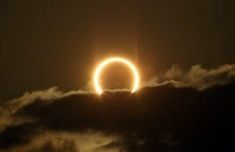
(93, 57), (140, 94)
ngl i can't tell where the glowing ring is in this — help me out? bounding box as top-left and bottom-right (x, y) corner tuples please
(93, 57), (140, 94)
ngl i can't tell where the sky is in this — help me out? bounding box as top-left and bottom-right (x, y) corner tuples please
(0, 1), (235, 151)
(1, 0), (235, 99)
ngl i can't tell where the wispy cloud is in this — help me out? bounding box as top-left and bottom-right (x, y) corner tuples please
(144, 64), (235, 90)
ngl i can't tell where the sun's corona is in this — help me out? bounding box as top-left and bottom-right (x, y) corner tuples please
(93, 57), (140, 94)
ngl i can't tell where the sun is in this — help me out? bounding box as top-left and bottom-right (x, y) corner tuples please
(93, 57), (140, 94)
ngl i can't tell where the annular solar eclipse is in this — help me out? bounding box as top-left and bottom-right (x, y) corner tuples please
(93, 57), (140, 94)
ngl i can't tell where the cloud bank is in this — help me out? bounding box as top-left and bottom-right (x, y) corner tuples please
(0, 64), (235, 152)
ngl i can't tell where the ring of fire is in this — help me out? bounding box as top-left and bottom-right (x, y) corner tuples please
(93, 57), (140, 94)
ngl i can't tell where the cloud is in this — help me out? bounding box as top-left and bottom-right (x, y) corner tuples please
(0, 87), (62, 132)
(0, 87), (91, 132)
(0, 64), (235, 151)
(1, 131), (122, 152)
(144, 64), (235, 90)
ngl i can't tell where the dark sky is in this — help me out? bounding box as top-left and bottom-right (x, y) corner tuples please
(1, 0), (235, 99)
(0, 1), (235, 151)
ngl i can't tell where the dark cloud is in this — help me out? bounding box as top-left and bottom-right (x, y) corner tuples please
(0, 65), (235, 152)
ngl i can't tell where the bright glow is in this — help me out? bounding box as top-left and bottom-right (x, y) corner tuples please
(93, 57), (140, 94)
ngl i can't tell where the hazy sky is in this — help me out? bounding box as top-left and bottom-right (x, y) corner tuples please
(0, 0), (235, 99)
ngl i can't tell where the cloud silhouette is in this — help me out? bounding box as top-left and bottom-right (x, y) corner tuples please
(0, 64), (235, 152)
